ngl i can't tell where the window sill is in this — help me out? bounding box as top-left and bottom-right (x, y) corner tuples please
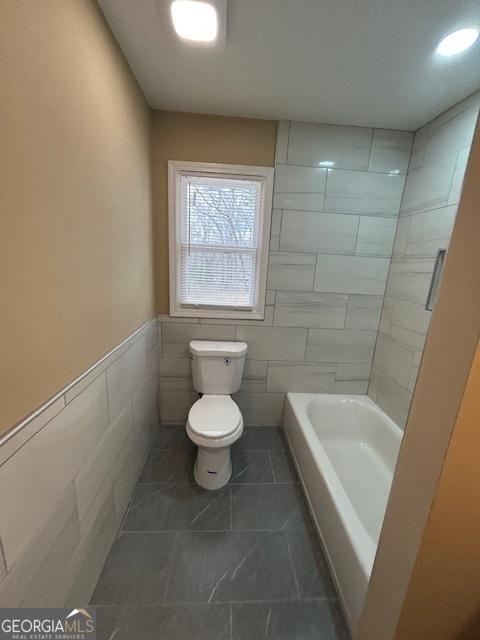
(170, 307), (265, 321)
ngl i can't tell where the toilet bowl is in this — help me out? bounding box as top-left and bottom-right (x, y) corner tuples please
(187, 395), (244, 490)
(185, 340), (248, 490)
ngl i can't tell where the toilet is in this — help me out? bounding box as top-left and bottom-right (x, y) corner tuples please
(186, 340), (247, 490)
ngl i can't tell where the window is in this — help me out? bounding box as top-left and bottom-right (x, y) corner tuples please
(168, 161), (274, 319)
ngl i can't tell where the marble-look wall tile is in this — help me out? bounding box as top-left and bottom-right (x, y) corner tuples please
(345, 295), (383, 330)
(448, 146), (471, 205)
(274, 291), (347, 329)
(375, 372), (413, 429)
(324, 170), (405, 216)
(306, 329), (376, 363)
(266, 363), (336, 393)
(423, 103), (479, 166)
(106, 336), (147, 422)
(279, 211), (358, 254)
(275, 164), (327, 192)
(314, 254), (390, 295)
(400, 154), (457, 215)
(287, 122), (373, 170)
(0, 320), (157, 607)
(373, 334), (415, 388)
(74, 403), (133, 528)
(267, 253), (315, 291)
(368, 129), (413, 174)
(355, 216), (397, 257)
(369, 92), (480, 426)
(336, 363), (372, 381)
(0, 486), (79, 606)
(385, 259), (435, 305)
(273, 192), (324, 211)
(236, 326), (308, 361)
(160, 389), (199, 423)
(404, 205), (456, 257)
(0, 374), (108, 569)
(232, 392), (285, 425)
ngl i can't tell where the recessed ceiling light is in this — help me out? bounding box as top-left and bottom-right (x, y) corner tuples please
(171, 0), (218, 42)
(436, 28), (479, 56)
(318, 160), (335, 167)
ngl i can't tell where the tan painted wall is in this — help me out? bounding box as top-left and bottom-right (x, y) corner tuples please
(357, 115), (480, 639)
(394, 341), (480, 640)
(151, 110), (277, 313)
(0, 0), (155, 434)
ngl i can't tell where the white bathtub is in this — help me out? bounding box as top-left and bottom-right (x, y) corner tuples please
(283, 393), (403, 632)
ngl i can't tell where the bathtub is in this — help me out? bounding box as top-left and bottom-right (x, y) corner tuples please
(283, 393), (403, 632)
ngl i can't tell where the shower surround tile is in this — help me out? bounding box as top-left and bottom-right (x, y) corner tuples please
(279, 211), (358, 253)
(158, 118), (411, 427)
(369, 88), (480, 429)
(287, 121), (373, 170)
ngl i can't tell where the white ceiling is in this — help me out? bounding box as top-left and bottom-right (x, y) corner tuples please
(98, 0), (480, 130)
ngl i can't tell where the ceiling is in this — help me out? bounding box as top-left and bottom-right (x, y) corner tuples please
(98, 0), (480, 130)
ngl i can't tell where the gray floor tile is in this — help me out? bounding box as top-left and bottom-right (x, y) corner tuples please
(231, 483), (310, 531)
(164, 531), (298, 603)
(96, 604), (231, 640)
(91, 532), (175, 605)
(152, 425), (193, 449)
(122, 483), (230, 531)
(231, 449), (274, 483)
(232, 601), (349, 640)
(138, 449), (195, 482)
(270, 449), (299, 483)
(236, 426), (287, 450)
(287, 523), (337, 598)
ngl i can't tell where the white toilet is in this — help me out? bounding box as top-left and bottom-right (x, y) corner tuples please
(186, 340), (247, 490)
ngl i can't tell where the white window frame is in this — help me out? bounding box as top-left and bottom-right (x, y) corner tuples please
(168, 160), (274, 320)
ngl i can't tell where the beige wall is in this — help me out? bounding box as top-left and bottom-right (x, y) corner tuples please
(394, 341), (480, 640)
(0, 0), (155, 434)
(357, 115), (480, 639)
(151, 110), (277, 313)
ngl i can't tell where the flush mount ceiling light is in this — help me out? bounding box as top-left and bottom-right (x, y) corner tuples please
(436, 28), (479, 56)
(171, 0), (218, 42)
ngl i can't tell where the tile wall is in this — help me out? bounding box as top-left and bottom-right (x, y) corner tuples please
(369, 92), (480, 427)
(0, 319), (159, 606)
(158, 121), (412, 425)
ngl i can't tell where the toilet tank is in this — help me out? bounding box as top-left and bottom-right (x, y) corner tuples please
(189, 340), (247, 394)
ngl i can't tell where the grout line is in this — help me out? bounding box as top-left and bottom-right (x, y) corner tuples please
(93, 597), (338, 608)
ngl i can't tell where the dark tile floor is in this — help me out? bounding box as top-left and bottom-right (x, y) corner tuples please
(91, 425), (350, 640)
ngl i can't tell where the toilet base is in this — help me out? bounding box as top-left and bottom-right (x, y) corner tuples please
(194, 445), (232, 490)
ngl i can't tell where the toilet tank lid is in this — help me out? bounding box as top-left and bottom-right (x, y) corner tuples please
(189, 340), (248, 357)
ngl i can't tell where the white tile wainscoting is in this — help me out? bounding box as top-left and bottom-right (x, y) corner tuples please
(369, 91), (480, 428)
(158, 119), (413, 426)
(0, 319), (159, 607)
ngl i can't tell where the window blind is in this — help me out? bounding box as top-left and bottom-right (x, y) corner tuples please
(178, 174), (263, 309)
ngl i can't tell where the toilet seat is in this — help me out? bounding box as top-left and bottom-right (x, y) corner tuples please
(187, 395), (242, 439)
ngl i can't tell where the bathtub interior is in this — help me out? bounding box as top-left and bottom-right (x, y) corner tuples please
(305, 396), (402, 545)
